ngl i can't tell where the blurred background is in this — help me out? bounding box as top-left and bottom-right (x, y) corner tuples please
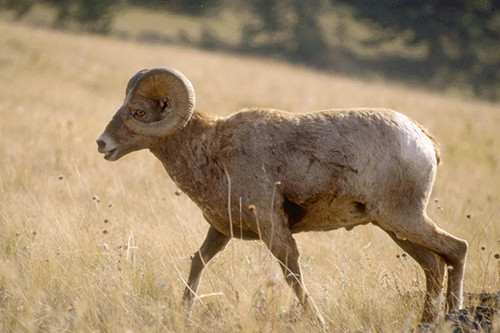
(2, 0), (499, 100)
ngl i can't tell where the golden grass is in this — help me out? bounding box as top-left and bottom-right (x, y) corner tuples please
(0, 19), (499, 332)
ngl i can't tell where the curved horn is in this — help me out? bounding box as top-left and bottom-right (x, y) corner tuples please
(123, 67), (195, 137)
(125, 69), (148, 96)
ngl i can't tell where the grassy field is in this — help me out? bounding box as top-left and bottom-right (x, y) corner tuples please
(0, 19), (499, 332)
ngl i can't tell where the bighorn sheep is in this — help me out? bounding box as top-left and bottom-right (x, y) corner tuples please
(96, 67), (467, 323)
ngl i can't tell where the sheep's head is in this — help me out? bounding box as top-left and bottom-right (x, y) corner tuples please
(96, 67), (195, 161)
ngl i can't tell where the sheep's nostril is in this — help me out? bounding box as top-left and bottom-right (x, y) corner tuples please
(96, 139), (106, 151)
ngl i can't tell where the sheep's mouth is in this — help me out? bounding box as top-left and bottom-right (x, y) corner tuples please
(103, 148), (118, 161)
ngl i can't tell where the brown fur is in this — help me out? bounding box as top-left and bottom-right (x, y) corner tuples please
(97, 84), (466, 325)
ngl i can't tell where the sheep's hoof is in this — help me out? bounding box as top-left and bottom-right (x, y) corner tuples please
(278, 303), (326, 330)
(276, 308), (326, 330)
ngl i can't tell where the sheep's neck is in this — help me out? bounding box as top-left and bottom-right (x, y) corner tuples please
(151, 111), (223, 201)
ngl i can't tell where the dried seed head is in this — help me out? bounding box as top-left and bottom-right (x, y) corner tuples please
(248, 205), (256, 211)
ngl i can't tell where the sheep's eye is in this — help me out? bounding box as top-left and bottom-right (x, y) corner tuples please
(134, 110), (146, 117)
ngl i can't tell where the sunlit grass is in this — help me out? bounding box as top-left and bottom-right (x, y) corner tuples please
(0, 20), (499, 331)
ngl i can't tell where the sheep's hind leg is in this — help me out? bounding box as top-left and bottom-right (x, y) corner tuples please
(182, 226), (230, 312)
(261, 227), (325, 327)
(385, 230), (446, 322)
(380, 213), (467, 315)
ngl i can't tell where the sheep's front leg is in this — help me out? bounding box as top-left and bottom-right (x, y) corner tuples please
(262, 227), (325, 326)
(183, 226), (230, 312)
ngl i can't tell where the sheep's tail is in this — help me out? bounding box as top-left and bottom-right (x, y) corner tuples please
(416, 122), (442, 165)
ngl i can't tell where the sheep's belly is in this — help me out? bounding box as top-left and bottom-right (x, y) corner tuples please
(290, 196), (372, 233)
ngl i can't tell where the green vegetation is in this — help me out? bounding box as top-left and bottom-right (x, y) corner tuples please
(1, 0), (498, 99)
(241, 0), (329, 67)
(334, 0), (500, 99)
(2, 0), (119, 32)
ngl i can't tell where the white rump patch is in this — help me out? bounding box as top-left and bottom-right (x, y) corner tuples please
(393, 113), (436, 166)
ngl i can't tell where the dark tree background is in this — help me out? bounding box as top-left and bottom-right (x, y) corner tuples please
(127, 0), (220, 15)
(333, 0), (500, 99)
(241, 0), (328, 66)
(2, 0), (498, 99)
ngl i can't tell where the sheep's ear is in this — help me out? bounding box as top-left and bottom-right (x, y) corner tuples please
(158, 95), (171, 114)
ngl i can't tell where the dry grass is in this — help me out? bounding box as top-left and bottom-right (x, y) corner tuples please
(0, 19), (499, 332)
